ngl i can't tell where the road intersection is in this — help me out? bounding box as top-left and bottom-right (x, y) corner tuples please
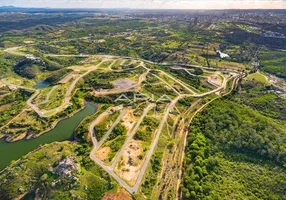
(2, 48), (245, 194)
(87, 68), (241, 194)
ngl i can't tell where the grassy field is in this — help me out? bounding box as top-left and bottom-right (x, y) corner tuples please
(38, 82), (71, 110)
(94, 110), (120, 141)
(245, 72), (271, 85)
(138, 123), (170, 199)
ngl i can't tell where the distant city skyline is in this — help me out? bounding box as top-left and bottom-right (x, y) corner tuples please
(0, 0), (286, 9)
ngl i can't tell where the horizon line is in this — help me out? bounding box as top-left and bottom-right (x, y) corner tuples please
(1, 6), (286, 10)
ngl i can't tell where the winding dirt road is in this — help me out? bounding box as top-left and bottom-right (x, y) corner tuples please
(3, 47), (246, 196)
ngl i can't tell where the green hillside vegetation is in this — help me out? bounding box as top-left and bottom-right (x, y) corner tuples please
(0, 55), (18, 78)
(94, 110), (120, 141)
(14, 59), (42, 79)
(245, 72), (270, 85)
(169, 69), (201, 89)
(1, 10), (286, 200)
(231, 81), (286, 120)
(2, 93), (83, 140)
(13, 56), (71, 80)
(75, 105), (109, 143)
(0, 89), (32, 127)
(181, 82), (286, 199)
(45, 56), (84, 67)
(0, 142), (117, 200)
(259, 51), (286, 78)
(134, 116), (160, 143)
(45, 68), (73, 84)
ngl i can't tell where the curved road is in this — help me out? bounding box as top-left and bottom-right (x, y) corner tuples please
(3, 48), (246, 195)
(38, 86), (58, 105)
(3, 61), (107, 118)
(89, 71), (242, 194)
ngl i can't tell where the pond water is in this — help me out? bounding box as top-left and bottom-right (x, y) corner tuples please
(0, 103), (97, 170)
(34, 80), (50, 89)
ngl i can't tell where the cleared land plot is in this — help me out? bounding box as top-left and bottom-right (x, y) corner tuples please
(93, 110), (121, 141)
(86, 67), (146, 90)
(142, 74), (178, 100)
(98, 122), (128, 164)
(151, 71), (191, 94)
(113, 79), (136, 90)
(245, 72), (271, 85)
(114, 109), (162, 185)
(97, 60), (114, 70)
(38, 81), (72, 110)
(114, 140), (144, 185)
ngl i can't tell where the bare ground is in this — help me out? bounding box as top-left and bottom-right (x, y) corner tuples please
(95, 146), (111, 162)
(121, 109), (137, 132)
(115, 140), (143, 186)
(113, 79), (136, 90)
(102, 188), (132, 200)
(208, 74), (222, 87)
(0, 103), (11, 112)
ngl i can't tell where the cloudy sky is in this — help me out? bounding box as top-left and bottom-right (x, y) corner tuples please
(1, 0), (286, 9)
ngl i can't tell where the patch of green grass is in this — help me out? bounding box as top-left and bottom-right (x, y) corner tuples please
(245, 72), (270, 85)
(94, 110), (120, 141)
(134, 116), (160, 143)
(162, 40), (181, 48)
(140, 123), (169, 199)
(38, 83), (69, 110)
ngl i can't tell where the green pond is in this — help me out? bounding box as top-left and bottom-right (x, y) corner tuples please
(0, 103), (96, 170)
(34, 80), (50, 89)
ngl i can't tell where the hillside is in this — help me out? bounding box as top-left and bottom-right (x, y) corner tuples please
(181, 81), (286, 199)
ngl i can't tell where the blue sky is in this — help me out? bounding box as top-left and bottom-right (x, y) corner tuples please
(1, 0), (285, 9)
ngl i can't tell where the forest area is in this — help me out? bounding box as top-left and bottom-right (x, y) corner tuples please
(181, 80), (286, 199)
